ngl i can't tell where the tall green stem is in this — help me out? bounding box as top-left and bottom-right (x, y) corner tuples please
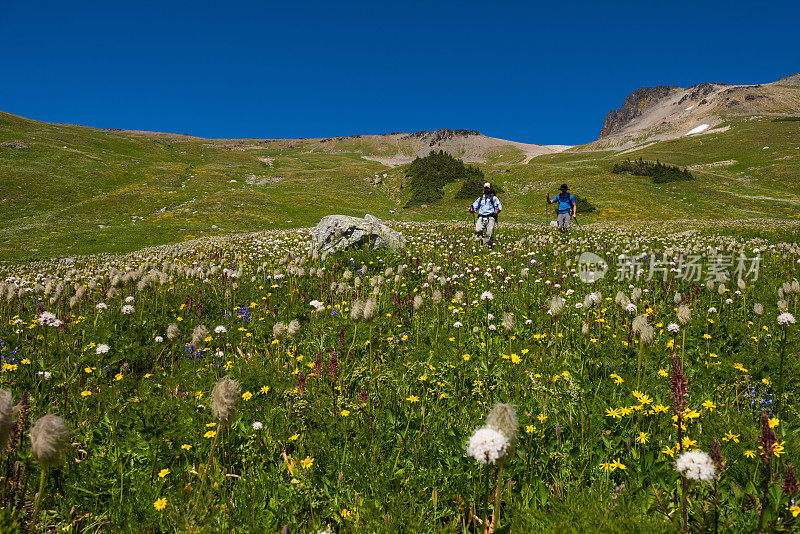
(29, 466), (47, 534)
(195, 425), (222, 510)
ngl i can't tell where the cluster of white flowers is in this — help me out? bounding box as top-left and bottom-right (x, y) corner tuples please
(37, 311), (62, 327)
(675, 450), (716, 482)
(778, 313), (796, 325)
(95, 344), (110, 355)
(667, 323), (680, 333)
(125, 296), (135, 303)
(480, 291), (494, 301)
(252, 421), (263, 431)
(214, 325), (227, 334)
(96, 302), (107, 310)
(466, 427), (510, 464)
(121, 305), (134, 315)
(466, 404), (518, 465)
(154, 336), (164, 343)
(625, 303), (637, 314)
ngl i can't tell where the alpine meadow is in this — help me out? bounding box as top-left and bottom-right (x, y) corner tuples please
(2, 64), (800, 534)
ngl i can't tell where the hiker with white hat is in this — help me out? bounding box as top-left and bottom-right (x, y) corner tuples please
(469, 182), (502, 247)
(546, 183), (576, 233)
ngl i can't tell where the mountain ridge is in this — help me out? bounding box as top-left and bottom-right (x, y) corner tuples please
(592, 73), (800, 149)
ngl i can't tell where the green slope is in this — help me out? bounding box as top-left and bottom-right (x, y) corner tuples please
(1, 111), (799, 262)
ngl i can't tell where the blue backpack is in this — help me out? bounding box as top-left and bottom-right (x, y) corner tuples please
(557, 192), (574, 214)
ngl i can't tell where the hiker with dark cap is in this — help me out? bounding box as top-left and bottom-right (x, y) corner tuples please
(469, 182), (502, 247)
(547, 184), (576, 233)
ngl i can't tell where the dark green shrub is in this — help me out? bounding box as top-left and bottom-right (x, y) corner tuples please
(611, 158), (694, 183)
(404, 151), (491, 207)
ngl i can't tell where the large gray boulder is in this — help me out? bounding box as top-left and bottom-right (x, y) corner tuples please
(310, 214), (405, 253)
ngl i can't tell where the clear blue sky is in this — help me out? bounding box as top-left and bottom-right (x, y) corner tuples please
(2, 1), (798, 145)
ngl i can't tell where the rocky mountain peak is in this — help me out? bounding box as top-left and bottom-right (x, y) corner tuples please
(402, 129), (481, 146)
(773, 72), (800, 86)
(598, 85), (681, 138)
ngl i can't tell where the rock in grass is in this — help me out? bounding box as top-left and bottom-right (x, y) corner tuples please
(310, 215), (406, 253)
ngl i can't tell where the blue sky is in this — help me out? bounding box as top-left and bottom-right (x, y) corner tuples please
(2, 1), (798, 145)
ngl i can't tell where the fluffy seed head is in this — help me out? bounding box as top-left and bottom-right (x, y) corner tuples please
(673, 292), (683, 305)
(639, 324), (655, 346)
(485, 403), (518, 446)
(211, 376), (240, 423)
(30, 414), (71, 466)
(502, 312), (514, 334)
(287, 319), (301, 337)
(675, 450), (716, 482)
(0, 389), (15, 450)
(548, 296), (565, 317)
(432, 290), (442, 305)
(754, 302), (764, 316)
(677, 305), (692, 326)
(350, 300), (364, 322)
(273, 321), (286, 339)
(737, 279), (747, 291)
(466, 427), (510, 465)
(413, 295), (423, 311)
(362, 298), (378, 322)
(191, 324), (209, 346)
(631, 287), (642, 303)
(632, 315), (648, 336)
(166, 323), (181, 342)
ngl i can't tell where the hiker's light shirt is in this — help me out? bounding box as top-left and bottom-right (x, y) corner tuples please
(551, 193), (575, 213)
(472, 195), (502, 217)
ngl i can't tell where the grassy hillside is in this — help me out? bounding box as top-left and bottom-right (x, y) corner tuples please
(0, 113), (394, 261)
(1, 112), (799, 262)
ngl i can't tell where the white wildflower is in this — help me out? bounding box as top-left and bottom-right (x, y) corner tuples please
(466, 427), (510, 464)
(675, 450), (716, 482)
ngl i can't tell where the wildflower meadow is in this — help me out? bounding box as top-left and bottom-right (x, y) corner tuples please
(1, 220), (799, 532)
